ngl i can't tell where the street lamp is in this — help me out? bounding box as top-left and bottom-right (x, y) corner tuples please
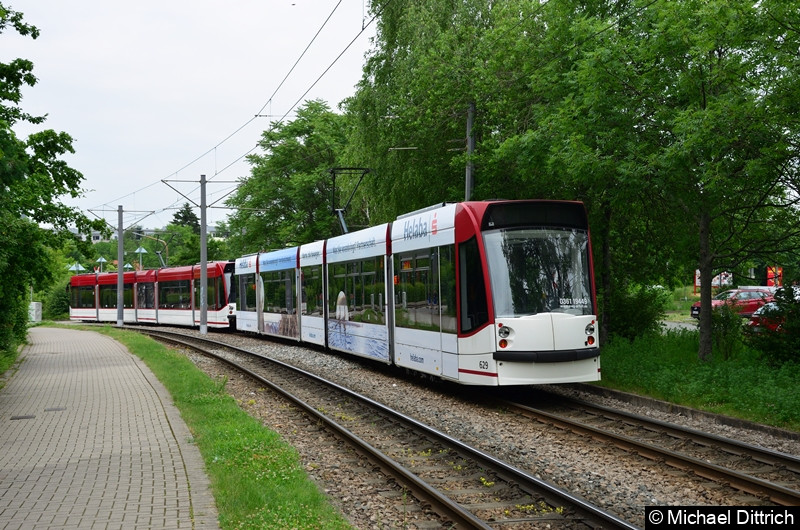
(96, 256), (107, 272)
(134, 246), (147, 270)
(123, 263), (133, 271)
(67, 263), (86, 273)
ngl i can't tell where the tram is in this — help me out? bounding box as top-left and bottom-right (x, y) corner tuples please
(69, 200), (599, 385)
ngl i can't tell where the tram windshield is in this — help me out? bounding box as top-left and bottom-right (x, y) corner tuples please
(484, 227), (593, 317)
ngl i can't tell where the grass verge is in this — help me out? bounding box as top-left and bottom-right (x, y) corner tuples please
(90, 325), (351, 530)
(597, 328), (800, 431)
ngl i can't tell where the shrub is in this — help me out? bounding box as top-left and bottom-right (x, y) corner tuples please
(605, 284), (670, 340)
(42, 279), (71, 320)
(710, 304), (745, 360)
(0, 295), (29, 353)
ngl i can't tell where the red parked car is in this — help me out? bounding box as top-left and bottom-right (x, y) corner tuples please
(747, 302), (783, 332)
(747, 286), (800, 332)
(690, 288), (774, 319)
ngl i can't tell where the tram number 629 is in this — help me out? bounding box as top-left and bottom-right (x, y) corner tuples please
(479, 361), (489, 370)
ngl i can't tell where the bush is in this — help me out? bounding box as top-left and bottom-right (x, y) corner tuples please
(599, 329), (800, 429)
(606, 284), (670, 340)
(0, 296), (29, 354)
(42, 278), (71, 320)
(711, 304), (745, 360)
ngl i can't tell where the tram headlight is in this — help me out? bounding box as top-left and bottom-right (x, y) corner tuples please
(498, 324), (511, 339)
(585, 321), (596, 346)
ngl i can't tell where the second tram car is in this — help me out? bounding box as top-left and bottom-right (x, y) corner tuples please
(69, 261), (235, 328)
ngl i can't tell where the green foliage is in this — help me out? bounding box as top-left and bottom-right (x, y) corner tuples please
(0, 4), (105, 353)
(225, 100), (345, 255)
(604, 284), (670, 340)
(164, 223), (229, 267)
(0, 294), (29, 352)
(600, 330), (800, 430)
(343, 0), (800, 355)
(0, 213), (51, 350)
(745, 287), (800, 366)
(121, 0), (799, 358)
(42, 278), (71, 320)
(710, 305), (746, 361)
(171, 202), (200, 235)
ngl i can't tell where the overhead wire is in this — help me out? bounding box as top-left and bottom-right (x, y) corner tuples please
(152, 0), (388, 224)
(91, 0), (359, 224)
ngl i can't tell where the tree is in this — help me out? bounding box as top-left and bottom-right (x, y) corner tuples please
(0, 4), (105, 351)
(165, 223), (228, 266)
(348, 0), (684, 340)
(491, 0), (800, 355)
(171, 202), (200, 234)
(627, 0), (800, 359)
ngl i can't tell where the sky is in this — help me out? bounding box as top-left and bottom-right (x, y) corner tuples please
(6, 0), (376, 231)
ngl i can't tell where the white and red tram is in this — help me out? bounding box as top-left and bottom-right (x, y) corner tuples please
(232, 200), (600, 385)
(70, 200), (598, 385)
(69, 261), (235, 328)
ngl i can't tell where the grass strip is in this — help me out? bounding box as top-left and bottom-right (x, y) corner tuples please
(597, 328), (800, 431)
(93, 325), (352, 530)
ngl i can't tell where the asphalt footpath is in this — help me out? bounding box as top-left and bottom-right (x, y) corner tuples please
(0, 327), (219, 529)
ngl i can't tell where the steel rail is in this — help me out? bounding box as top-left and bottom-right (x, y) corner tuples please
(558, 397), (800, 474)
(506, 400), (800, 506)
(144, 330), (491, 529)
(141, 328), (639, 529)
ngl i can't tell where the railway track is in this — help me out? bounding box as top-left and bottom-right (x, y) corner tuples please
(502, 393), (800, 506)
(138, 328), (637, 529)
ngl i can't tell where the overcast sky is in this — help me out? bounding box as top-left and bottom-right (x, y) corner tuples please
(7, 0), (375, 230)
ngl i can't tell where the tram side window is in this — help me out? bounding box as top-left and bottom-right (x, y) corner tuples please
(72, 286), (95, 308)
(301, 265), (323, 316)
(137, 283), (155, 309)
(393, 245), (456, 334)
(394, 248), (439, 332)
(262, 269), (296, 314)
(212, 276), (224, 309)
(328, 257), (385, 324)
(439, 245), (457, 333)
(238, 274), (258, 312)
(159, 280), (191, 309)
(194, 277), (224, 311)
(99, 284), (134, 308)
(459, 237), (489, 333)
(99, 285), (115, 308)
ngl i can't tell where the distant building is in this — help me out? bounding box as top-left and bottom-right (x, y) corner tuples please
(90, 230), (112, 243)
